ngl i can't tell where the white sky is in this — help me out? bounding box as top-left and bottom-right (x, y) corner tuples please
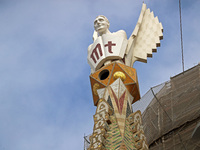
(0, 0), (199, 150)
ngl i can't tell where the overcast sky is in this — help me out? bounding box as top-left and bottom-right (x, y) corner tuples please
(0, 0), (199, 150)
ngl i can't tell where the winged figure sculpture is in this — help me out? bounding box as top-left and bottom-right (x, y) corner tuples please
(87, 3), (163, 73)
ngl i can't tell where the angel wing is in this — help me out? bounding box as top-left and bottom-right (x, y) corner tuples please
(125, 3), (163, 67)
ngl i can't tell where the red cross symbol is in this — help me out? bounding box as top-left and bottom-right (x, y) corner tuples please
(104, 41), (116, 53)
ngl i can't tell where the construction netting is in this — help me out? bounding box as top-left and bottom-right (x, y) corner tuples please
(139, 64), (200, 149)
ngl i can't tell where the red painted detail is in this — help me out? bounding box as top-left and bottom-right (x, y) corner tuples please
(111, 89), (119, 111)
(122, 57), (125, 64)
(119, 91), (126, 115)
(111, 89), (126, 115)
(90, 43), (103, 63)
(104, 41), (116, 53)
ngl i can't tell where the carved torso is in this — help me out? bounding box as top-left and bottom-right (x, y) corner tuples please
(87, 30), (128, 72)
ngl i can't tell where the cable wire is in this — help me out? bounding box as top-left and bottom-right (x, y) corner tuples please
(179, 0), (185, 72)
(150, 88), (172, 122)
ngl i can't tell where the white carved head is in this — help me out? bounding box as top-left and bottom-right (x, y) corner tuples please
(94, 15), (110, 36)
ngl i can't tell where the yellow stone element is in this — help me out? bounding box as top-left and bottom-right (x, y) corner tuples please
(93, 83), (100, 96)
(113, 71), (126, 81)
(98, 98), (103, 103)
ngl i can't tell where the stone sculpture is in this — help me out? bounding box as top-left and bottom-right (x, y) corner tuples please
(87, 3), (163, 73)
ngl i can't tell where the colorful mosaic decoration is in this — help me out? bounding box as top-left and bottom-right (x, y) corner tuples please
(88, 62), (148, 150)
(90, 62), (140, 106)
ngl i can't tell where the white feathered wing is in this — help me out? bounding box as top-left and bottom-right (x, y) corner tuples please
(125, 3), (163, 67)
